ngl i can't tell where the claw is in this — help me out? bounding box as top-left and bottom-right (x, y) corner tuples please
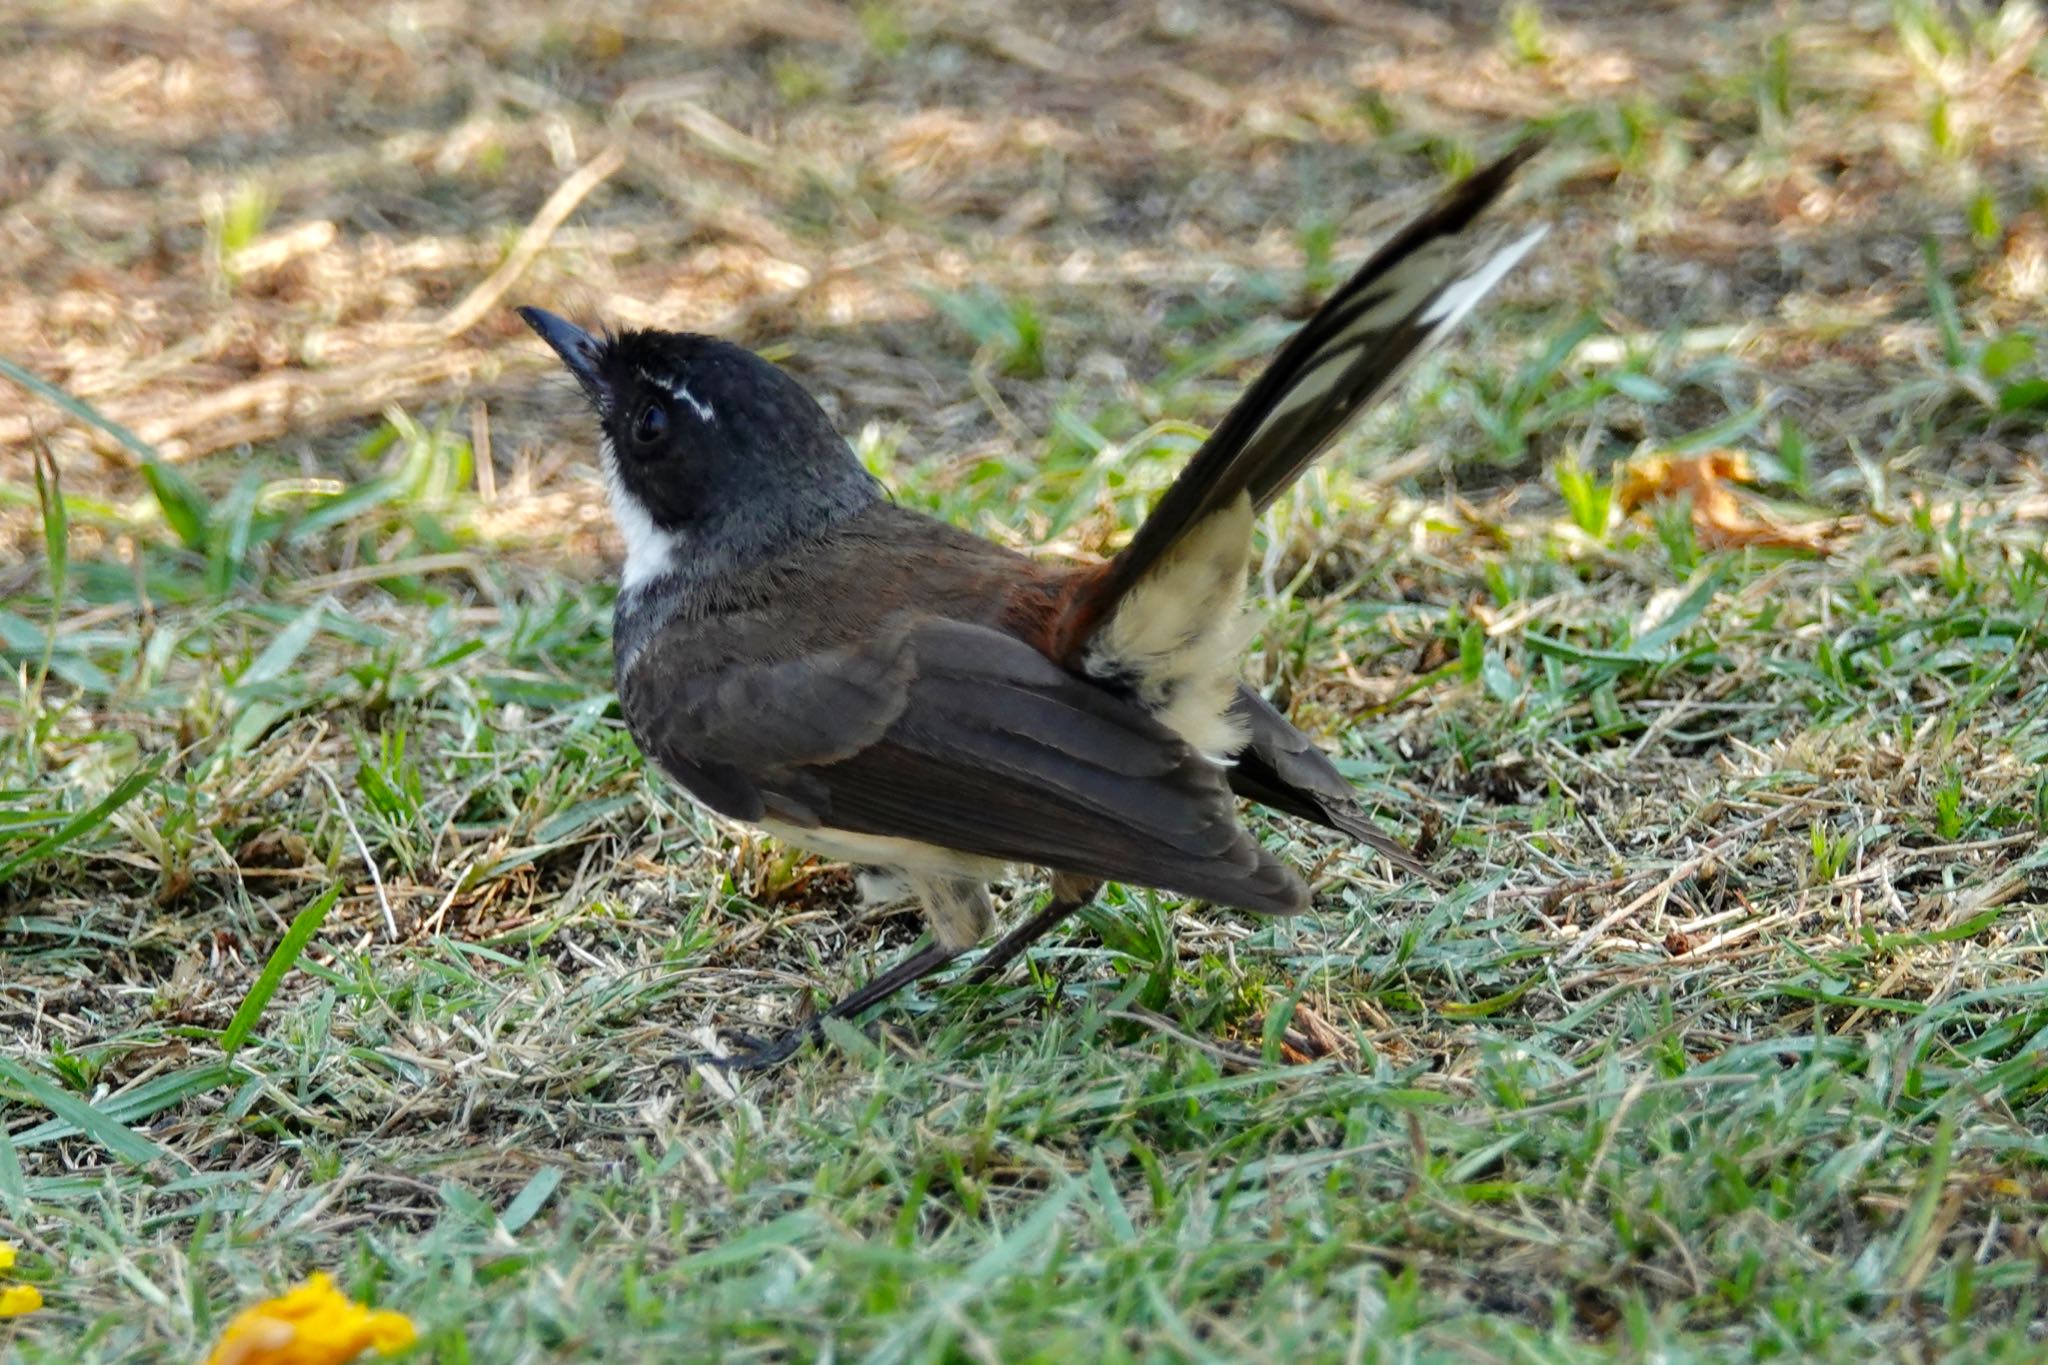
(673, 1019), (818, 1072)
(708, 1024), (815, 1071)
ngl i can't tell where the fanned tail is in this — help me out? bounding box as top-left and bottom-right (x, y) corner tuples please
(1053, 142), (1545, 663)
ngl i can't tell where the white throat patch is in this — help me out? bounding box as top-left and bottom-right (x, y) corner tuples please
(600, 436), (682, 591)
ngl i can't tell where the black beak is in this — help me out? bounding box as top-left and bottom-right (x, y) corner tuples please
(517, 306), (606, 406)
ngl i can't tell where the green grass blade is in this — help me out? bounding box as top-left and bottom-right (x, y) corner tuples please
(671, 1211), (819, 1273)
(499, 1166), (564, 1234)
(0, 352), (159, 464)
(220, 882), (343, 1057)
(0, 1056), (172, 1171)
(1634, 564), (1726, 653)
(33, 441), (66, 607)
(9, 1063), (243, 1148)
(31, 440), (67, 694)
(233, 603), (328, 693)
(138, 461), (210, 550)
(1922, 236), (1966, 368)
(0, 1115), (26, 1213)
(1437, 973), (1542, 1020)
(1888, 1112), (1955, 1290)
(0, 352), (211, 550)
(1665, 398), (1769, 455)
(0, 758), (163, 884)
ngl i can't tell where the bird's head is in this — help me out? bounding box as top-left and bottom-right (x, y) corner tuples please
(518, 307), (880, 589)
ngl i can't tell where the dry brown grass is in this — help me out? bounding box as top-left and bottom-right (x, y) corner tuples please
(5, 1), (2048, 1360)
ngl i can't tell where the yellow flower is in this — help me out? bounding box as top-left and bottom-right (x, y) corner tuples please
(0, 1243), (35, 1318)
(204, 1273), (415, 1365)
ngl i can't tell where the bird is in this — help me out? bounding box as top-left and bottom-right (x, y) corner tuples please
(520, 143), (1544, 1069)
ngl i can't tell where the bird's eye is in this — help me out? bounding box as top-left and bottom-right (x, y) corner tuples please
(632, 403), (668, 445)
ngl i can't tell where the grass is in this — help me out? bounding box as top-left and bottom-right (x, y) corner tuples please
(5, 0), (2048, 1360)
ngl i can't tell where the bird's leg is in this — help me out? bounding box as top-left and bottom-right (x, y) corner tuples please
(711, 872), (988, 1069)
(711, 938), (962, 1071)
(962, 874), (1101, 986)
(707, 873), (1096, 1070)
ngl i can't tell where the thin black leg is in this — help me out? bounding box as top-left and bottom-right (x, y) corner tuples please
(707, 938), (961, 1071)
(961, 884), (1097, 987)
(702, 878), (1100, 1071)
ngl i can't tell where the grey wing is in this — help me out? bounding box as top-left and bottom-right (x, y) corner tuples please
(623, 630), (918, 825)
(624, 619), (1307, 915)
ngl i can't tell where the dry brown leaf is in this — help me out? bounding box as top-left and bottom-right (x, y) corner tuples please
(1617, 448), (1836, 551)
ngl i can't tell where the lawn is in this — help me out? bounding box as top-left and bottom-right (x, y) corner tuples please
(4, 1), (2047, 1360)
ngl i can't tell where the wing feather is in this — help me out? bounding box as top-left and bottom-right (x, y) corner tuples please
(622, 617), (1309, 914)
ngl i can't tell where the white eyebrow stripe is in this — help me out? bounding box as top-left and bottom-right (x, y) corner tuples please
(639, 369), (716, 423)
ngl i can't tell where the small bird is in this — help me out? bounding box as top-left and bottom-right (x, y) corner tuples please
(522, 144), (1543, 1068)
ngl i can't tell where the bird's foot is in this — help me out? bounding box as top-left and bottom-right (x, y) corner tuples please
(694, 1020), (818, 1071)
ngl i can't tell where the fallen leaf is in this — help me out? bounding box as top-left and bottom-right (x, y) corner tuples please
(1617, 448), (1836, 551)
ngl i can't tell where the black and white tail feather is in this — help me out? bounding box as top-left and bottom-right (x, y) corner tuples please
(1073, 143), (1546, 647)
